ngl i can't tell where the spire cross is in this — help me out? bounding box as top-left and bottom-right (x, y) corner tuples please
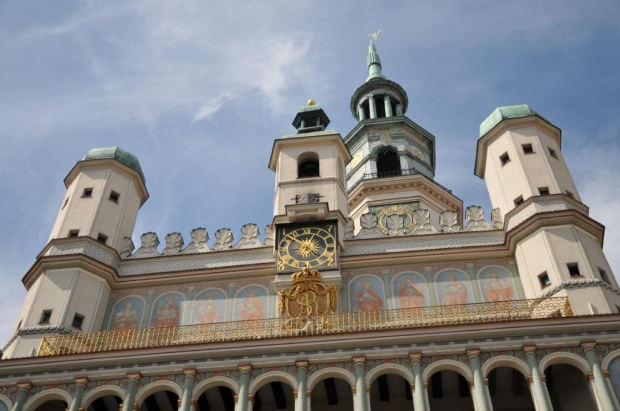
(368, 29), (383, 44)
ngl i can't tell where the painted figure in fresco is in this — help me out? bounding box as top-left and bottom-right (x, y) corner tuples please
(484, 271), (514, 302)
(195, 293), (221, 324)
(357, 280), (383, 312)
(154, 296), (180, 327)
(398, 277), (425, 308)
(442, 274), (469, 305)
(112, 302), (139, 330)
(239, 289), (265, 320)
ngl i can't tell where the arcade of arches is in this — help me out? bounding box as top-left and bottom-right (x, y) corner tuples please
(11, 344), (620, 411)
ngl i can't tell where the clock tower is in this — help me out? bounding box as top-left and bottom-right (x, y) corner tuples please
(269, 101), (351, 290)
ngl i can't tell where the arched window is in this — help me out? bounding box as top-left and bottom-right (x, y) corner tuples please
(298, 153), (319, 178)
(377, 149), (401, 177)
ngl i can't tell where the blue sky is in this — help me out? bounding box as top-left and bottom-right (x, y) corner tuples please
(1, 0), (619, 345)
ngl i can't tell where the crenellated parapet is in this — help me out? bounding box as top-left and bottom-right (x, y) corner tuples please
(124, 224), (274, 259)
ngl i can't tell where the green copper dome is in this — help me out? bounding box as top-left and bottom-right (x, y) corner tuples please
(83, 147), (145, 183)
(479, 104), (550, 138)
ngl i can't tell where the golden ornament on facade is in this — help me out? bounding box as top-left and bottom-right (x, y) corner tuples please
(278, 268), (337, 318)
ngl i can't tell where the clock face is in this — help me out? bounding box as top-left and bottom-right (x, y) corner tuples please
(276, 223), (338, 273)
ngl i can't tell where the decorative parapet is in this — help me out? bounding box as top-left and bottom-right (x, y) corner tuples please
(37, 297), (573, 357)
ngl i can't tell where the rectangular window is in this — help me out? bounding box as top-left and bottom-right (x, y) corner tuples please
(539, 272), (551, 288)
(599, 268), (610, 283)
(39, 310), (52, 324)
(96, 233), (108, 244)
(567, 263), (581, 277)
(514, 196), (524, 206)
(68, 230), (80, 238)
(82, 188), (93, 198)
(548, 147), (558, 159)
(522, 144), (534, 154)
(72, 313), (85, 330)
(109, 191), (120, 203)
(500, 152), (510, 166)
(538, 187), (550, 196)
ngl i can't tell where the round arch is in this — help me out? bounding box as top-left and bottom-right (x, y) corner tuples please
(366, 363), (413, 385)
(307, 367), (356, 390)
(481, 355), (530, 378)
(422, 359), (473, 383)
(193, 376), (239, 398)
(0, 393), (11, 410)
(250, 371), (298, 394)
(135, 380), (183, 406)
(602, 348), (620, 370)
(539, 352), (591, 374)
(24, 388), (72, 411)
(82, 385), (126, 409)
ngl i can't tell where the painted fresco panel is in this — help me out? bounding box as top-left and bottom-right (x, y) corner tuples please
(479, 267), (516, 302)
(436, 270), (473, 305)
(350, 276), (385, 312)
(109, 296), (144, 331)
(609, 356), (620, 401)
(192, 289), (227, 324)
(151, 293), (184, 327)
(234, 286), (268, 321)
(393, 273), (427, 308)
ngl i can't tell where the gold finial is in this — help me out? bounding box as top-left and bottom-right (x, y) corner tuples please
(307, 99), (316, 106)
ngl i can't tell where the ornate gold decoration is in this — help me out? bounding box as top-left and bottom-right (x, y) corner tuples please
(370, 203), (420, 234)
(522, 345), (537, 353)
(36, 297), (574, 357)
(74, 377), (89, 386)
(278, 268), (337, 318)
(276, 224), (337, 273)
(350, 151), (364, 168)
(127, 372), (141, 381)
(16, 382), (32, 391)
(238, 365), (252, 373)
(183, 368), (197, 377)
(466, 349), (481, 358)
(581, 341), (597, 350)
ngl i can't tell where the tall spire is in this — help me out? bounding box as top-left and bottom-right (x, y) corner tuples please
(366, 44), (385, 82)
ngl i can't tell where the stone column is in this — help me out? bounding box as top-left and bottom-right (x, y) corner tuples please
(179, 368), (196, 411)
(384, 95), (393, 117)
(466, 349), (490, 411)
(358, 105), (366, 121)
(409, 353), (428, 411)
(236, 364), (252, 411)
(368, 96), (377, 119)
(69, 377), (88, 411)
(523, 345), (552, 411)
(353, 356), (369, 411)
(582, 341), (616, 411)
(296, 360), (309, 411)
(11, 382), (31, 411)
(122, 372), (141, 411)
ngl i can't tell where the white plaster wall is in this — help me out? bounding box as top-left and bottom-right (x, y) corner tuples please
(539, 129), (581, 201)
(514, 230), (559, 298)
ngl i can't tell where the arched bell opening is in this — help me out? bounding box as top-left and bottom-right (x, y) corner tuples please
(427, 370), (474, 411)
(298, 152), (320, 179)
(369, 373), (412, 409)
(486, 367), (535, 411)
(139, 390), (179, 411)
(545, 364), (597, 411)
(196, 386), (236, 411)
(376, 149), (401, 178)
(310, 377), (353, 411)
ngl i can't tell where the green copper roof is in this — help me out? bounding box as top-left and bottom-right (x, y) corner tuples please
(479, 104), (550, 138)
(366, 44), (385, 82)
(83, 147), (145, 183)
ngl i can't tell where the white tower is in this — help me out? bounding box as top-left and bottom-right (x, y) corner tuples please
(3, 147), (148, 359)
(475, 105), (620, 315)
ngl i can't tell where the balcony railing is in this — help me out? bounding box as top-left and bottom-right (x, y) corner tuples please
(348, 168), (452, 194)
(38, 297), (573, 357)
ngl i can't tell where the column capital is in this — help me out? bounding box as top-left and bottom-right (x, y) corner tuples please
(126, 372), (142, 381)
(133, 402), (138, 410)
(526, 375), (534, 383)
(248, 393), (254, 404)
(74, 377), (89, 386)
(233, 395), (239, 402)
(306, 390), (312, 400)
(293, 390), (298, 398)
(468, 379), (474, 387)
(296, 360), (309, 369)
(183, 368), (197, 377)
(16, 382), (32, 391)
(366, 386), (371, 393)
(351, 386), (357, 394)
(408, 352), (422, 361)
(466, 348), (481, 358)
(581, 341), (597, 351)
(586, 372), (594, 381)
(483, 378), (489, 385)
(409, 382), (415, 390)
(352, 356), (366, 365)
(177, 399), (183, 407)
(522, 345), (537, 353)
(603, 370), (610, 377)
(238, 364), (253, 373)
(190, 398), (197, 405)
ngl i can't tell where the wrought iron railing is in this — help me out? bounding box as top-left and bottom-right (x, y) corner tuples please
(38, 297), (573, 357)
(348, 168), (452, 194)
